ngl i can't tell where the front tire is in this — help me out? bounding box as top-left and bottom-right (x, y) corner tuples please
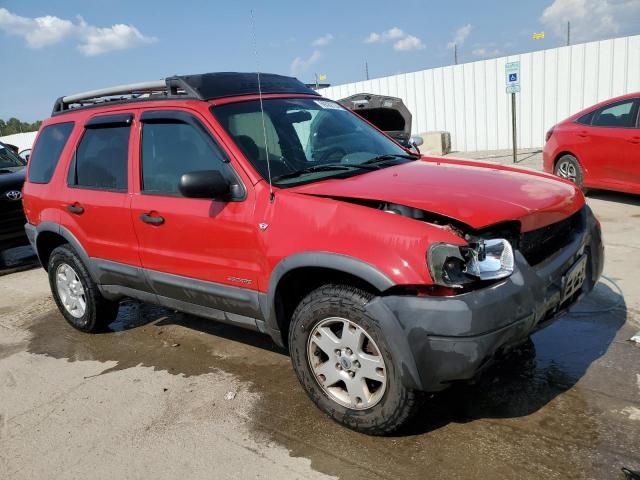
(288, 284), (422, 435)
(48, 244), (119, 333)
(554, 154), (585, 190)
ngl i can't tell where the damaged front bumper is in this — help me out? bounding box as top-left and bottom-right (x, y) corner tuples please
(366, 206), (604, 392)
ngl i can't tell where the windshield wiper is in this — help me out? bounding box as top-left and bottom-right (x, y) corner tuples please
(272, 163), (377, 181)
(362, 153), (420, 165)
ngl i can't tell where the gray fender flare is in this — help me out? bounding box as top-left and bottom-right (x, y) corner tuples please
(260, 252), (395, 341)
(260, 252), (423, 389)
(364, 297), (424, 390)
(33, 222), (97, 280)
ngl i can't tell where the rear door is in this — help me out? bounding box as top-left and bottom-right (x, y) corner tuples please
(129, 108), (261, 317)
(60, 113), (141, 270)
(585, 98), (639, 186)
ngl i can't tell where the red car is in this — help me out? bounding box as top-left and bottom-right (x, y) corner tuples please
(23, 72), (603, 434)
(544, 93), (640, 194)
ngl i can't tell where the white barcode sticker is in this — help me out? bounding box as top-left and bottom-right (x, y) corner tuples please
(314, 100), (344, 110)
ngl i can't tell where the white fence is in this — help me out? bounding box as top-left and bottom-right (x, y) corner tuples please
(319, 35), (640, 152)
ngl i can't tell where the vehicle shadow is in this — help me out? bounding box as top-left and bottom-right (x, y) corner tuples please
(106, 278), (626, 437)
(154, 313), (288, 355)
(0, 245), (39, 277)
(587, 189), (640, 206)
(400, 280), (627, 436)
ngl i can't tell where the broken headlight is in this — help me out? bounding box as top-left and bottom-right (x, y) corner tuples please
(427, 239), (514, 288)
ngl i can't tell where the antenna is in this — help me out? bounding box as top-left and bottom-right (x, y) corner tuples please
(250, 9), (275, 202)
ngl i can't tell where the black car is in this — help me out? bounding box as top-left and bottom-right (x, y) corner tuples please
(0, 141), (29, 256)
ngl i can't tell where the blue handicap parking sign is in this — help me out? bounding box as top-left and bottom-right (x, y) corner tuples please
(509, 73), (518, 82)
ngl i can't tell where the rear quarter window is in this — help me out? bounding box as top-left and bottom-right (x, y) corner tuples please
(28, 122), (75, 183)
(576, 111), (594, 125)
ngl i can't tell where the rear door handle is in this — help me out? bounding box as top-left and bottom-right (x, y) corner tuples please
(67, 203), (84, 215)
(629, 136), (640, 144)
(577, 131), (589, 137)
(140, 213), (165, 225)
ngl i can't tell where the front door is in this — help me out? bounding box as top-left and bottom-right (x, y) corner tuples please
(129, 109), (261, 314)
(586, 98), (640, 187)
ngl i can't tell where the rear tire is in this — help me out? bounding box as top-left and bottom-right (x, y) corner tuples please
(48, 244), (119, 333)
(288, 284), (422, 435)
(554, 154), (586, 191)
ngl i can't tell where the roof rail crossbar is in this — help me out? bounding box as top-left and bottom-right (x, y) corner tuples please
(62, 80), (167, 104)
(51, 72), (318, 116)
(52, 78), (203, 115)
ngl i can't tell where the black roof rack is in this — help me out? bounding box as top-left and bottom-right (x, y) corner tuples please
(52, 72), (320, 115)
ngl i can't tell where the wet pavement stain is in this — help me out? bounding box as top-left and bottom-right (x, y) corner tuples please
(25, 281), (640, 480)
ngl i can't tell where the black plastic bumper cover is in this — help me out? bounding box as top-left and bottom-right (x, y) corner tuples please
(365, 206), (604, 392)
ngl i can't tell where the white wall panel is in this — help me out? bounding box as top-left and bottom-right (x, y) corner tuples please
(627, 36), (640, 92)
(0, 131), (37, 151)
(485, 59), (498, 150)
(320, 35), (640, 151)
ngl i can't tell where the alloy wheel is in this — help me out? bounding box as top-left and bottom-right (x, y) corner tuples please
(307, 317), (387, 410)
(55, 263), (87, 319)
(556, 160), (577, 181)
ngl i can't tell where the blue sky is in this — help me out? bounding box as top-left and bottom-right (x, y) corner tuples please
(2, 0), (639, 121)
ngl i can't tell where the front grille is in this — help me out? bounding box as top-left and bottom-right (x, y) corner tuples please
(519, 208), (584, 266)
(0, 199), (27, 241)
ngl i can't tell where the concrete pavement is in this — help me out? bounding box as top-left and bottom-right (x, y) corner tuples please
(1, 155), (639, 479)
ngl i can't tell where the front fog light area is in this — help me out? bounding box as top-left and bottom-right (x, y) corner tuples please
(428, 239), (514, 288)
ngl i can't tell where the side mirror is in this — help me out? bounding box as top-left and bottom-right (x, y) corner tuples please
(410, 135), (424, 147)
(179, 170), (231, 199)
(25, 154), (30, 162)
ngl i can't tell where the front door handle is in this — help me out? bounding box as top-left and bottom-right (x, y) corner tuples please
(629, 136), (640, 144)
(140, 213), (165, 225)
(67, 203), (84, 215)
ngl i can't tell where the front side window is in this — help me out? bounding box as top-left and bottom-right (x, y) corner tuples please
(28, 122), (74, 183)
(70, 125), (130, 190)
(591, 100), (638, 128)
(141, 120), (228, 195)
(211, 98), (413, 187)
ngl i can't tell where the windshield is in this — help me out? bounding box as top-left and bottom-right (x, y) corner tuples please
(0, 143), (27, 172)
(211, 98), (415, 187)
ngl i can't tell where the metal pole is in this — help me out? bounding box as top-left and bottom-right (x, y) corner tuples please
(567, 21), (570, 46)
(365, 61), (369, 80)
(511, 92), (517, 163)
(314, 73), (319, 89)
(454, 44), (458, 65)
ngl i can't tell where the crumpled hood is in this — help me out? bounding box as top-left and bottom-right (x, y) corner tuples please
(289, 158), (584, 232)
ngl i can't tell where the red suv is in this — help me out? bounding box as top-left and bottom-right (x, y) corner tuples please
(23, 72), (604, 434)
(544, 93), (640, 194)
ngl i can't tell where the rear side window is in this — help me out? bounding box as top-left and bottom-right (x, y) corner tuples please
(141, 121), (228, 195)
(28, 122), (74, 183)
(69, 125), (130, 191)
(592, 100), (637, 128)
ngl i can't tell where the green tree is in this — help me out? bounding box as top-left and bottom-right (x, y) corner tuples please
(0, 117), (42, 136)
